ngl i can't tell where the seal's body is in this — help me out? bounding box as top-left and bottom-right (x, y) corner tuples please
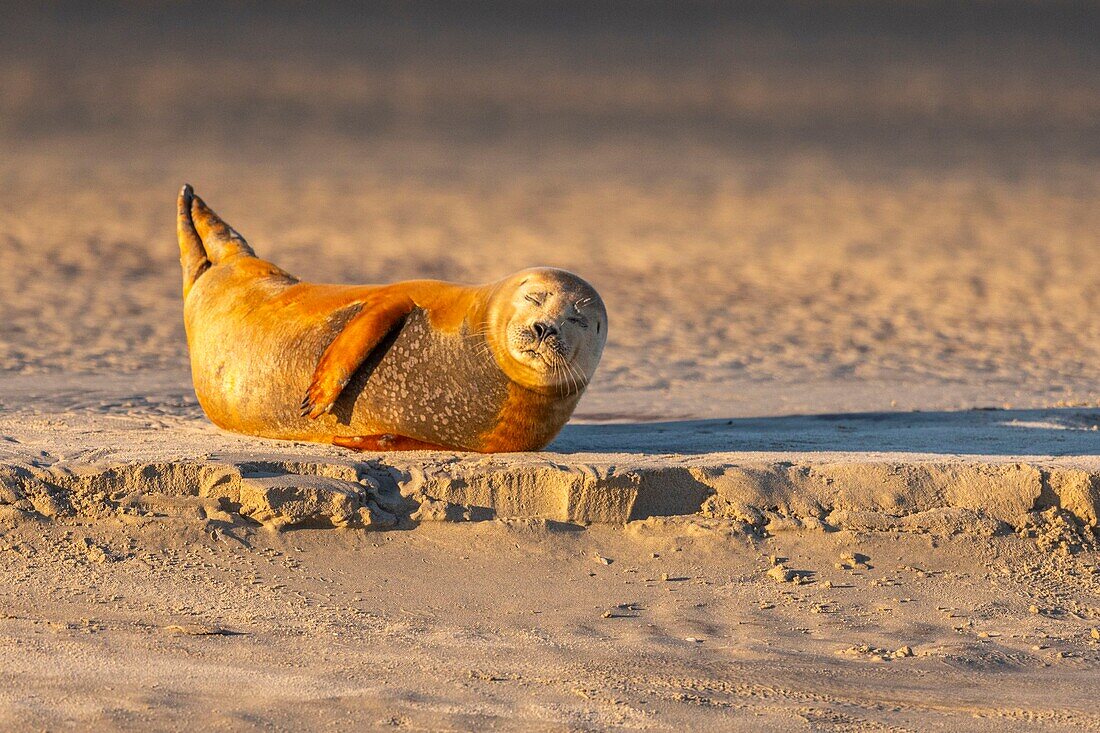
(177, 186), (606, 452)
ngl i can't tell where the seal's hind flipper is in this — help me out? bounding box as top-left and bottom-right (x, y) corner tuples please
(333, 434), (451, 452)
(190, 192), (256, 263)
(177, 184), (210, 297)
(301, 292), (416, 419)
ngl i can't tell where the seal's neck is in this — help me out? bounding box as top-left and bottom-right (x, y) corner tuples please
(477, 381), (583, 452)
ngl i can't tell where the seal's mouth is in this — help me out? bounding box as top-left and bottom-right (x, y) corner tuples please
(513, 325), (568, 367)
(519, 344), (569, 368)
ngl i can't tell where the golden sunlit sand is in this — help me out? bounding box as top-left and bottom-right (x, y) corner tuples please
(0, 3), (1098, 730)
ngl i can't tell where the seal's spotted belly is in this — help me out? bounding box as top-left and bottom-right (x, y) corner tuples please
(340, 308), (510, 449)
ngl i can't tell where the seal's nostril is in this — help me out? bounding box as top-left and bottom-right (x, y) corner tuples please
(531, 322), (557, 344)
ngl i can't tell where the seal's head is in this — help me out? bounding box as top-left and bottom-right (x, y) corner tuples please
(485, 267), (608, 395)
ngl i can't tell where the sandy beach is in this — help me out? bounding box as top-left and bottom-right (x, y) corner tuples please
(1, 2), (1098, 729)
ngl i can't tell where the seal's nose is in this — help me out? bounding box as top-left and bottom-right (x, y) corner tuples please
(531, 321), (557, 346)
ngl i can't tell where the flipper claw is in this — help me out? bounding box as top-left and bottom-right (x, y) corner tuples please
(301, 380), (338, 419)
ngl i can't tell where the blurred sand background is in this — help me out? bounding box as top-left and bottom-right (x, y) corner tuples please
(1, 2), (1100, 730)
(2, 1), (1099, 416)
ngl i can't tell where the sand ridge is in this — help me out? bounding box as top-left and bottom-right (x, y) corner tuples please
(1, 377), (1097, 534)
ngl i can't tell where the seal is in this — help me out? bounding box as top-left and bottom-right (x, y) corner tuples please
(176, 185), (607, 452)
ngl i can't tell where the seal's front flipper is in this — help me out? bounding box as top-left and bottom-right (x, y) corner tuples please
(333, 434), (450, 452)
(177, 184), (210, 297)
(301, 292), (416, 419)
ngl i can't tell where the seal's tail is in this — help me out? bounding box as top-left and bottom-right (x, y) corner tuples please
(177, 185), (257, 295)
(188, 187), (256, 265)
(177, 184), (210, 297)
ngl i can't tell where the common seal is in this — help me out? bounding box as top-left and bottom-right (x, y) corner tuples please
(176, 185), (607, 452)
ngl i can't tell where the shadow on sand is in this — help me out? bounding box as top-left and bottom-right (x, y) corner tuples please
(551, 408), (1100, 456)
